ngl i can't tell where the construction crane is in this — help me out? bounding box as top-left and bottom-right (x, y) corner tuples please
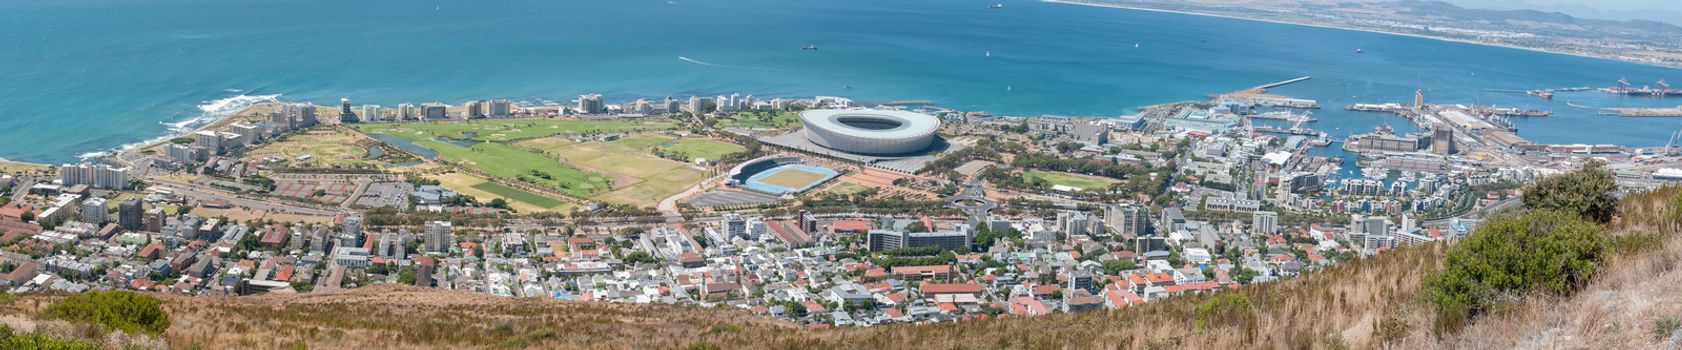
(1667, 128), (1682, 156)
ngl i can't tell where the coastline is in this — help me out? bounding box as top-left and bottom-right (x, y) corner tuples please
(105, 95), (283, 165)
(1040, 0), (1682, 71)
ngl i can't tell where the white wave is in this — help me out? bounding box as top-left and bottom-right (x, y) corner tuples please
(80, 93), (280, 161)
(676, 56), (787, 72)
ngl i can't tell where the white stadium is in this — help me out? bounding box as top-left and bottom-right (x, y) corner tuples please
(799, 109), (941, 155)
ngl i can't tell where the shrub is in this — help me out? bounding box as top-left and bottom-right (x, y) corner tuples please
(1193, 293), (1254, 331)
(1423, 210), (1607, 332)
(1522, 161), (1617, 223)
(37, 290), (171, 336)
(0, 325), (102, 350)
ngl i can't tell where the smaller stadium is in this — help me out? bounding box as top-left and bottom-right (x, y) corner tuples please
(727, 155), (839, 195)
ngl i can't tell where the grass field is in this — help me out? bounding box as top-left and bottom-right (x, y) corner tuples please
(663, 138), (745, 161)
(613, 134), (746, 162)
(1024, 170), (1120, 190)
(0, 160), (50, 175)
(242, 127), (381, 168)
(470, 181), (566, 208)
(517, 137), (706, 206)
(825, 182), (875, 196)
(432, 172), (573, 212)
(355, 118), (676, 142)
(420, 140), (609, 197)
(717, 111), (801, 129)
(760, 168), (829, 189)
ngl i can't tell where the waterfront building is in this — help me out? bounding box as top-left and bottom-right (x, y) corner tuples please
(686, 96), (706, 114)
(339, 98), (358, 123)
(1431, 126), (1457, 155)
(421, 103), (448, 120)
(397, 103), (417, 120)
(663, 97), (681, 114)
(578, 94), (605, 114)
(464, 100), (484, 118)
(59, 163), (127, 190)
(194, 130), (222, 153)
(118, 197), (143, 231)
(361, 104), (382, 122)
(486, 99), (512, 118)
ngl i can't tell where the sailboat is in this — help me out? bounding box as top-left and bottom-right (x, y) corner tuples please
(1134, 42), (1140, 48)
(985, 51), (991, 57)
(990, 3), (1004, 9)
(802, 44), (818, 50)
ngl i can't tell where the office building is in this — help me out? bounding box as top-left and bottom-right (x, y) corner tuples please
(866, 227), (972, 252)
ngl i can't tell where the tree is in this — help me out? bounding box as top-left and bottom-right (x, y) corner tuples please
(1102, 259), (1135, 275)
(1423, 209), (1608, 333)
(1522, 160), (1617, 223)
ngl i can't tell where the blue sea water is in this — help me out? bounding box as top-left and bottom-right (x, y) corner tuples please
(2, 0), (1680, 163)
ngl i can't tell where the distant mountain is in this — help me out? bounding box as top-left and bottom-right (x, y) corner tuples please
(1396, 0), (1682, 35)
(1444, 0), (1682, 26)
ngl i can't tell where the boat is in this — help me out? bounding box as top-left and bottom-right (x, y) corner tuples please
(990, 3), (1004, 9)
(985, 51), (991, 57)
(1134, 42), (1140, 48)
(1355, 48), (1364, 53)
(802, 44), (818, 50)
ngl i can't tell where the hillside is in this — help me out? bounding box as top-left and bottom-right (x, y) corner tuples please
(5, 190), (1682, 349)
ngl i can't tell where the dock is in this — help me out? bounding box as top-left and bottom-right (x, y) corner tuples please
(1603, 106), (1682, 117)
(1216, 76), (1320, 109)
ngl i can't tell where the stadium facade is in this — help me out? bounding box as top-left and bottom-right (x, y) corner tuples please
(800, 109), (940, 155)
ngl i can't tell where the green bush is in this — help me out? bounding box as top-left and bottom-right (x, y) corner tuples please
(37, 290), (170, 336)
(1424, 210), (1607, 331)
(1522, 161), (1617, 223)
(0, 325), (102, 350)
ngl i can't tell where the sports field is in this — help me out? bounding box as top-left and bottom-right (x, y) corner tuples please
(1024, 170), (1119, 190)
(761, 168), (829, 188)
(516, 136), (706, 206)
(355, 118), (676, 142)
(744, 164), (837, 194)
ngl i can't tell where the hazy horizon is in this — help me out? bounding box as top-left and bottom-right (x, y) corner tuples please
(1446, 0), (1682, 25)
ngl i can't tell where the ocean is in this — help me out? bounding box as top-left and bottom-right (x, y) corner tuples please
(2, 0), (1680, 164)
